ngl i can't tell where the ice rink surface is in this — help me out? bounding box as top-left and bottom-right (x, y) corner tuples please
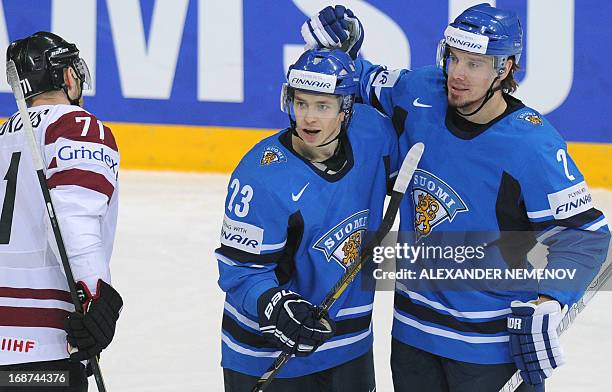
(97, 171), (612, 391)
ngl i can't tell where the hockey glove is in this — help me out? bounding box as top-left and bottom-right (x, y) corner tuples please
(64, 280), (123, 362)
(257, 288), (335, 357)
(507, 300), (566, 389)
(301, 5), (364, 59)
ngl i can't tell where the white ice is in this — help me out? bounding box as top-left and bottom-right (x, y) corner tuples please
(97, 171), (612, 391)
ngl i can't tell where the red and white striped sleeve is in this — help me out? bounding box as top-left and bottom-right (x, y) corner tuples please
(44, 109), (118, 200)
(42, 109), (120, 293)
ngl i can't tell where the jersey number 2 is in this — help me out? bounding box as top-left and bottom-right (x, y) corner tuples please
(556, 149), (575, 181)
(0, 152), (21, 244)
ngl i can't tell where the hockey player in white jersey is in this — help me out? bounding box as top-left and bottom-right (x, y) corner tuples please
(0, 32), (123, 391)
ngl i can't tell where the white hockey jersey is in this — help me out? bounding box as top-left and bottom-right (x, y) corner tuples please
(0, 104), (119, 365)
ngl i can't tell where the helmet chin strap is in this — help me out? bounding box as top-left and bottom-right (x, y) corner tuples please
(289, 122), (342, 148)
(455, 76), (502, 117)
(288, 111), (348, 149)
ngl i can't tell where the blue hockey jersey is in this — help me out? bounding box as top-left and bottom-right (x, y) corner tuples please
(216, 103), (398, 377)
(357, 62), (610, 364)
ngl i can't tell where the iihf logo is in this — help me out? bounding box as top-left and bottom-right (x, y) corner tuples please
(412, 169), (467, 239)
(260, 146), (287, 166)
(314, 210), (369, 270)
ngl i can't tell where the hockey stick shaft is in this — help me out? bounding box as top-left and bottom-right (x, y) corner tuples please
(6, 60), (107, 392)
(252, 142), (425, 392)
(499, 260), (612, 392)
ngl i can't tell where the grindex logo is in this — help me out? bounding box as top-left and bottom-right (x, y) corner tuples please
(58, 144), (119, 174)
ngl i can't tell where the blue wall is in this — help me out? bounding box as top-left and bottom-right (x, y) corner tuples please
(0, 0), (608, 143)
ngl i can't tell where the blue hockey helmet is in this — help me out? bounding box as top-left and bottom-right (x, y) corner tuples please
(281, 48), (358, 131)
(436, 3), (523, 74)
(286, 48), (358, 97)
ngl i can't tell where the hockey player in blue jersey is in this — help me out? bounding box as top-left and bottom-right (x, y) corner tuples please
(302, 3), (611, 391)
(216, 48), (398, 391)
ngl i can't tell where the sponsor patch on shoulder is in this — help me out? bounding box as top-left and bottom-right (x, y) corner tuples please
(517, 111), (543, 126)
(260, 146), (287, 166)
(548, 181), (593, 220)
(372, 69), (401, 88)
(221, 215), (264, 254)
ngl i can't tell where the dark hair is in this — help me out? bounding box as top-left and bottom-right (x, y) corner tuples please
(501, 56), (520, 94)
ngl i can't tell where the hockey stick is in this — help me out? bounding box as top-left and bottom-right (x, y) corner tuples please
(252, 142), (425, 392)
(498, 260), (612, 392)
(6, 60), (108, 392)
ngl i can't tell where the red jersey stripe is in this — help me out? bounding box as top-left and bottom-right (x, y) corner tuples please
(0, 287), (72, 303)
(48, 169), (115, 200)
(0, 306), (69, 330)
(45, 111), (118, 151)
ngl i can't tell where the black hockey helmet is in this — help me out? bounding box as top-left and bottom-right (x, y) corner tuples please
(6, 31), (91, 102)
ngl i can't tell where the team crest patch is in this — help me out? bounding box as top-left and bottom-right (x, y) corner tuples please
(260, 146), (287, 166)
(518, 111), (543, 126)
(314, 210), (369, 270)
(412, 169), (468, 239)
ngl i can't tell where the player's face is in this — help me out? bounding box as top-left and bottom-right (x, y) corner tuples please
(446, 48), (498, 111)
(292, 90), (344, 146)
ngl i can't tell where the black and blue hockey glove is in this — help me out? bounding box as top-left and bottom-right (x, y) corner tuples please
(257, 288), (335, 357)
(507, 299), (566, 389)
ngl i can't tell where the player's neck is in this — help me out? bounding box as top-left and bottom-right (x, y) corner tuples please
(458, 92), (507, 124)
(29, 92), (70, 107)
(292, 134), (339, 163)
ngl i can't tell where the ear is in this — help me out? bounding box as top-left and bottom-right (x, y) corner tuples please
(63, 67), (77, 88)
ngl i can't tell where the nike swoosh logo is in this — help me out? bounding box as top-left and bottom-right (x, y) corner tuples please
(413, 98), (432, 108)
(292, 183), (309, 202)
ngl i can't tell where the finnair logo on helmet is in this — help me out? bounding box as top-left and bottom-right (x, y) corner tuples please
(444, 26), (489, 54)
(288, 70), (336, 94)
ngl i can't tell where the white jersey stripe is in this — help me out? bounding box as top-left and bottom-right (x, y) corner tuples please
(527, 209), (553, 219)
(223, 302), (259, 331)
(0, 297), (74, 311)
(396, 282), (511, 319)
(393, 310), (509, 344)
(537, 226), (567, 242)
(221, 323), (373, 358)
(222, 333), (281, 357)
(585, 218), (608, 232)
(336, 303), (374, 317)
(260, 239), (286, 252)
